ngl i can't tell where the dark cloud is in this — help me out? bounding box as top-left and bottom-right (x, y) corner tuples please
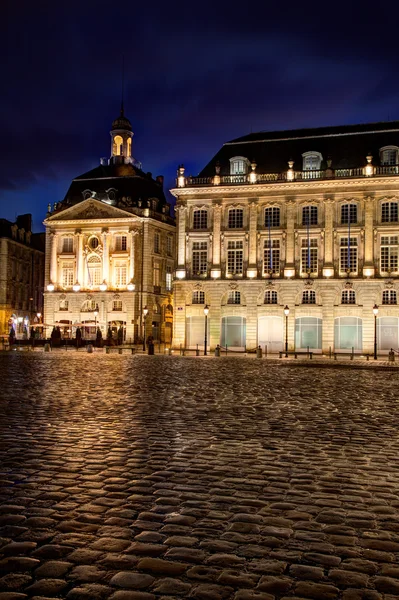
(2, 0), (399, 228)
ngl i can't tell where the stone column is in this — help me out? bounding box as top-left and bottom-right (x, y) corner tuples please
(77, 232), (84, 284)
(102, 230), (110, 283)
(176, 204), (187, 277)
(363, 196), (375, 276)
(212, 203), (222, 277)
(247, 201), (258, 275)
(323, 199), (334, 276)
(284, 200), (296, 277)
(50, 233), (58, 285)
(129, 230), (136, 281)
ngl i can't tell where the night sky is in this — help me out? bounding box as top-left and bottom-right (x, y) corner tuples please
(3, 1), (399, 231)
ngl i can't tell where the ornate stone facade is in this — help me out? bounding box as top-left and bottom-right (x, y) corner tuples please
(171, 122), (399, 354)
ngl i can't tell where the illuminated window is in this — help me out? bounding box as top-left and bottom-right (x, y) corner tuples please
(127, 138), (131, 157)
(115, 261), (127, 286)
(302, 152), (322, 171)
(382, 290), (397, 305)
(113, 135), (123, 156)
(380, 147), (398, 165)
(166, 265), (172, 291)
(115, 235), (127, 251)
(302, 290), (316, 304)
(227, 241), (243, 275)
(62, 237), (73, 253)
(229, 156), (248, 175)
(341, 290), (356, 304)
(382, 202), (398, 223)
(264, 290), (278, 304)
(227, 291), (241, 304)
(380, 236), (398, 272)
(301, 239), (318, 275)
(61, 262), (74, 288)
(87, 255), (102, 286)
(263, 240), (280, 275)
(112, 300), (123, 311)
(153, 262), (160, 286)
(302, 206), (318, 226)
(192, 291), (205, 304)
(192, 242), (208, 275)
(341, 204), (357, 224)
(193, 210), (208, 229)
(340, 237), (358, 273)
(228, 208), (243, 229)
(81, 299), (97, 312)
(264, 207), (280, 227)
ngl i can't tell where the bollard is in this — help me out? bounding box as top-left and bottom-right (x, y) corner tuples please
(118, 348), (123, 354)
(389, 348), (395, 362)
(87, 344), (93, 353)
(256, 345), (262, 359)
(105, 346), (110, 354)
(44, 343), (50, 352)
(215, 344), (220, 357)
(196, 344), (199, 357)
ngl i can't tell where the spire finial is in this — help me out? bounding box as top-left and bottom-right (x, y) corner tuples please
(121, 54), (125, 116)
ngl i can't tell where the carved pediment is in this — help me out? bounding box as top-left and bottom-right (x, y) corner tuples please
(46, 199), (135, 222)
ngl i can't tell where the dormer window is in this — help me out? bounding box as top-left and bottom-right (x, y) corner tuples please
(229, 156), (249, 175)
(302, 151), (323, 171)
(380, 146), (398, 166)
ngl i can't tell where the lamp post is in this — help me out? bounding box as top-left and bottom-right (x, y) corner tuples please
(373, 303), (379, 360)
(284, 305), (289, 357)
(143, 305), (148, 352)
(94, 306), (99, 339)
(204, 305), (209, 356)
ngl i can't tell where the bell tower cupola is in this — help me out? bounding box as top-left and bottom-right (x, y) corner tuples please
(110, 104), (134, 165)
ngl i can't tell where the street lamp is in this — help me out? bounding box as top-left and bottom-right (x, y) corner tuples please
(73, 282), (81, 292)
(204, 305), (209, 356)
(373, 303), (379, 360)
(143, 305), (148, 351)
(284, 305), (290, 357)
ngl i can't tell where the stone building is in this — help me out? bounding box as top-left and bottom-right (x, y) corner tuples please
(171, 121), (399, 355)
(0, 214), (44, 338)
(44, 109), (175, 344)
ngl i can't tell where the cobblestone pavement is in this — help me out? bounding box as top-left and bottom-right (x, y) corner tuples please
(1, 354), (399, 600)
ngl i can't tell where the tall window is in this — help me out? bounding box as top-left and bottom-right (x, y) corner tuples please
(193, 210), (208, 229)
(381, 236), (398, 272)
(227, 241), (243, 275)
(228, 208), (243, 229)
(115, 235), (127, 251)
(302, 206), (318, 226)
(342, 290), (356, 304)
(301, 239), (318, 275)
(340, 238), (358, 273)
(167, 236), (173, 256)
(153, 263), (160, 286)
(302, 290), (316, 304)
(192, 242), (208, 275)
(62, 237), (73, 253)
(264, 290), (278, 304)
(115, 261), (127, 286)
(87, 256), (102, 286)
(166, 265), (172, 291)
(382, 202), (398, 223)
(61, 261), (74, 288)
(263, 240), (280, 275)
(192, 291), (205, 304)
(341, 204), (357, 224)
(264, 207), (280, 227)
(227, 291), (241, 304)
(382, 290), (397, 304)
(154, 233), (160, 253)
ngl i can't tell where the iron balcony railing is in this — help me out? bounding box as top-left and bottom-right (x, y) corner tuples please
(184, 165), (399, 187)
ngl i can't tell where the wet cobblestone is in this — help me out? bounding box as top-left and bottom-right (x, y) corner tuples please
(0, 353), (399, 599)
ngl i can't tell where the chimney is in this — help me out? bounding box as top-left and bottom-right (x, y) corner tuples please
(156, 175), (164, 188)
(16, 214), (32, 232)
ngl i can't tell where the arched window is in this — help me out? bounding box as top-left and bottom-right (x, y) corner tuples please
(192, 291), (205, 304)
(229, 156), (248, 175)
(87, 255), (102, 287)
(227, 291), (241, 304)
(380, 146), (399, 166)
(113, 135), (123, 156)
(302, 290), (316, 304)
(302, 152), (322, 173)
(264, 290), (278, 304)
(193, 209), (208, 229)
(382, 290), (397, 304)
(127, 138), (131, 157)
(341, 290), (356, 304)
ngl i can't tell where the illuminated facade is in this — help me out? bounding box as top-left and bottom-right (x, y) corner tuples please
(44, 109), (175, 343)
(0, 214), (44, 337)
(171, 122), (399, 354)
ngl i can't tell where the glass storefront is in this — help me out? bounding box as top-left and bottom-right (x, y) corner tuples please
(221, 316), (246, 349)
(186, 316), (210, 349)
(377, 317), (399, 350)
(334, 316), (363, 351)
(258, 316), (283, 352)
(295, 317), (322, 350)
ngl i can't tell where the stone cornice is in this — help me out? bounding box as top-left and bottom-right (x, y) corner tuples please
(170, 176), (399, 197)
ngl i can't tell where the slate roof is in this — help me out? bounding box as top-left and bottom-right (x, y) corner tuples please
(199, 121), (399, 176)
